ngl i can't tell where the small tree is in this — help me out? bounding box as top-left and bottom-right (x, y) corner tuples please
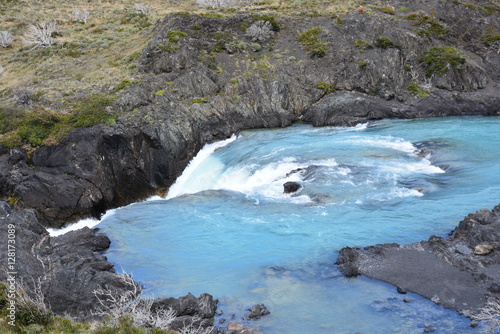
(23, 21), (56, 48)
(72, 8), (90, 24)
(0, 30), (13, 47)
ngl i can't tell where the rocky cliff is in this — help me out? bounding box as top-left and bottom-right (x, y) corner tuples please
(1, 0), (499, 227)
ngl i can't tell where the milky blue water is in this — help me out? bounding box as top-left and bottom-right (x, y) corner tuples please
(98, 116), (500, 334)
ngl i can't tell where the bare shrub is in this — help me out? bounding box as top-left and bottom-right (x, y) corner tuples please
(177, 318), (214, 334)
(197, 0), (234, 8)
(473, 297), (500, 333)
(246, 20), (274, 42)
(23, 21), (56, 48)
(93, 272), (176, 330)
(0, 30), (13, 47)
(72, 8), (90, 24)
(15, 277), (54, 326)
(134, 3), (153, 15)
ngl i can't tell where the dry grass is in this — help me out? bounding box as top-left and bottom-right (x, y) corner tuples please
(0, 0), (361, 110)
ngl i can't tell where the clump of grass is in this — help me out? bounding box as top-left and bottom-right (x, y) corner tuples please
(420, 46), (466, 77)
(405, 11), (447, 37)
(353, 39), (370, 52)
(70, 93), (117, 127)
(315, 81), (335, 94)
(166, 30), (188, 43)
(297, 26), (329, 57)
(190, 97), (209, 105)
(0, 93), (117, 147)
(358, 60), (367, 69)
(374, 37), (398, 49)
(482, 24), (500, 46)
(407, 83), (430, 97)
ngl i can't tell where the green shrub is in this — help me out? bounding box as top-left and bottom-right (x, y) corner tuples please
(226, 38), (247, 53)
(112, 79), (134, 93)
(374, 37), (397, 49)
(405, 12), (447, 36)
(254, 15), (280, 31)
(407, 83), (430, 97)
(16, 110), (71, 147)
(190, 97), (209, 105)
(71, 94), (117, 127)
(315, 81), (335, 94)
(166, 30), (188, 43)
(420, 46), (466, 77)
(353, 39), (370, 52)
(482, 24), (500, 45)
(358, 60), (367, 69)
(297, 27), (329, 57)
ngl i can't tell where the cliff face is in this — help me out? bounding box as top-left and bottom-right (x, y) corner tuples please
(1, 0), (499, 227)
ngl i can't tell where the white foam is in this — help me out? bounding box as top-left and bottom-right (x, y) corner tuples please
(345, 135), (416, 154)
(47, 209), (116, 236)
(166, 135), (237, 199)
(379, 159), (445, 175)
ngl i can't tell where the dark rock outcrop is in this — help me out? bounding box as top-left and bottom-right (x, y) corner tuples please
(0, 201), (220, 327)
(337, 204), (500, 315)
(283, 181), (301, 194)
(0, 201), (139, 318)
(247, 304), (271, 320)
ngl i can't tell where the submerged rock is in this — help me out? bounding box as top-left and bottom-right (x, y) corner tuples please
(247, 303), (271, 319)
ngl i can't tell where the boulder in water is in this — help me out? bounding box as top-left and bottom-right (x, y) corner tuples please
(247, 303), (271, 319)
(283, 181), (301, 194)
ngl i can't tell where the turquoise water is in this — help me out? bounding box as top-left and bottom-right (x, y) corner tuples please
(99, 116), (500, 333)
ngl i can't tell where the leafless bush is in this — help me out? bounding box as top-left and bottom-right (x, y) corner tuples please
(246, 20), (274, 42)
(177, 318), (214, 334)
(93, 272), (176, 330)
(0, 30), (13, 47)
(473, 297), (500, 333)
(16, 277), (53, 325)
(23, 21), (56, 48)
(72, 8), (90, 24)
(197, 0), (234, 8)
(134, 3), (153, 15)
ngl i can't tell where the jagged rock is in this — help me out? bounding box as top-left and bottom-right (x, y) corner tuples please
(151, 292), (217, 319)
(283, 181), (301, 194)
(247, 303), (270, 319)
(397, 287), (407, 294)
(0, 201), (139, 319)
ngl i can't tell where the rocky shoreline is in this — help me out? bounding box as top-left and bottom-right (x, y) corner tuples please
(337, 204), (500, 317)
(1, 1), (500, 331)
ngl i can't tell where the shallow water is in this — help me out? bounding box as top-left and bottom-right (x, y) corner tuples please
(98, 116), (500, 333)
